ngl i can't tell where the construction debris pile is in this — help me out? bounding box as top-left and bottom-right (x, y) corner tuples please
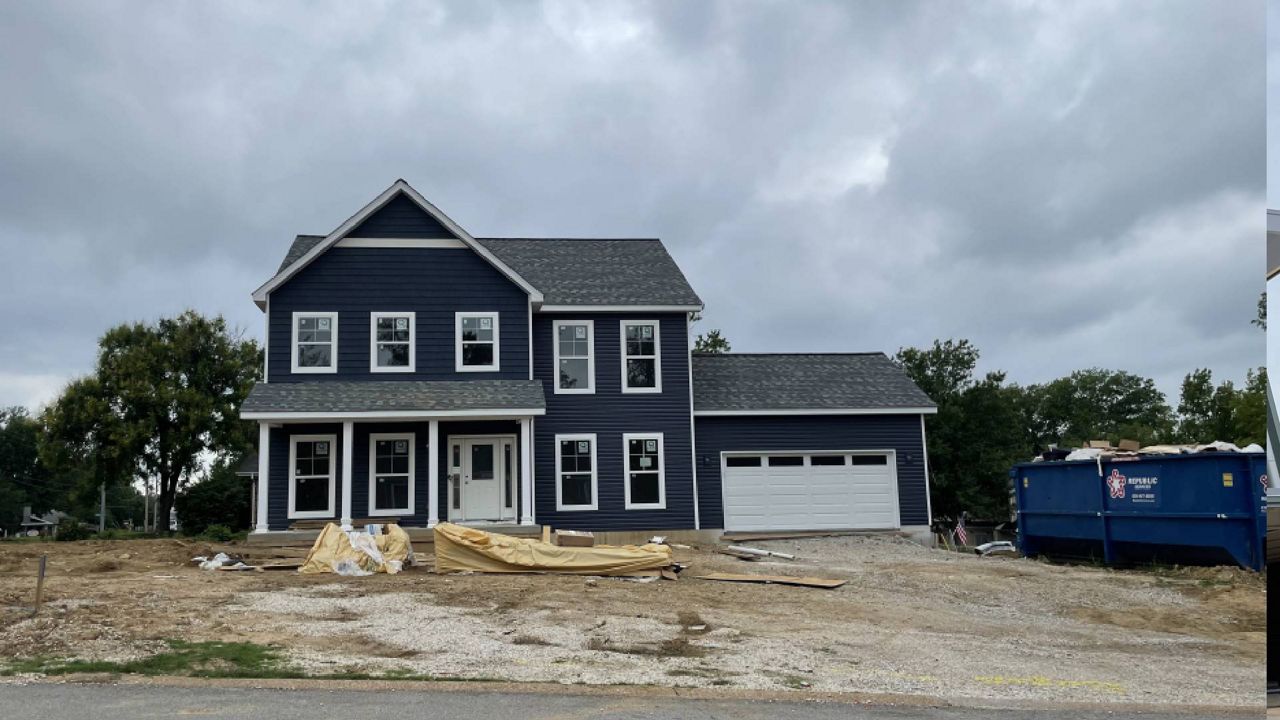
(297, 522), (414, 575)
(433, 522), (677, 578)
(1034, 439), (1264, 463)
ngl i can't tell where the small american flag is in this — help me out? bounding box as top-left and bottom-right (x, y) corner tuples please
(955, 513), (968, 546)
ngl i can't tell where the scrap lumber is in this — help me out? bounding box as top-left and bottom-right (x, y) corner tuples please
(725, 545), (795, 560)
(697, 572), (846, 589)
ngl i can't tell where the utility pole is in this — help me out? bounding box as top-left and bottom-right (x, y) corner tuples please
(98, 483), (106, 533)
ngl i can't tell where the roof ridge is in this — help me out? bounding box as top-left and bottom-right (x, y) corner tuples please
(694, 352), (887, 357)
(477, 237), (662, 242)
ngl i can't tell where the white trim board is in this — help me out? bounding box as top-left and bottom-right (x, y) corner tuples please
(241, 408), (546, 421)
(337, 237), (467, 249)
(252, 179), (544, 307)
(694, 407), (938, 417)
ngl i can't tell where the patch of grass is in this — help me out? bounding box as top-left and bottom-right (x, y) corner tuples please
(764, 671), (813, 689)
(584, 636), (706, 658)
(656, 637), (705, 658)
(3, 640), (295, 679)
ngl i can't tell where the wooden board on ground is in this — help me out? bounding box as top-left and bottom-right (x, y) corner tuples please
(716, 548), (761, 561)
(697, 572), (846, 589)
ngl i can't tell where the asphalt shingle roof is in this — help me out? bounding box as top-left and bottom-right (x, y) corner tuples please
(277, 235), (325, 273)
(241, 380), (546, 416)
(691, 353), (935, 413)
(476, 238), (702, 307)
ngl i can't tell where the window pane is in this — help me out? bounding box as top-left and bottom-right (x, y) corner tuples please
(462, 342), (494, 366)
(295, 476), (329, 512)
(374, 475), (409, 510)
(851, 455), (888, 465)
(627, 437), (660, 473)
(811, 455), (846, 466)
(298, 344), (331, 367)
(726, 456), (761, 467)
(299, 317), (316, 331)
(471, 444), (495, 480)
(504, 444), (513, 509)
(561, 473), (592, 506)
(377, 343), (409, 367)
(625, 324), (655, 356)
(768, 456), (803, 466)
(629, 472), (660, 505)
(558, 358), (589, 389)
(626, 358), (656, 388)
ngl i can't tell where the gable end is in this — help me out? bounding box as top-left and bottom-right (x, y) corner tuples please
(345, 192), (457, 239)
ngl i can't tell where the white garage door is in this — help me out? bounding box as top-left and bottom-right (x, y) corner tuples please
(721, 452), (899, 532)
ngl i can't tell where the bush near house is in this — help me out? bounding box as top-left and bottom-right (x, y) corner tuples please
(174, 461), (252, 536)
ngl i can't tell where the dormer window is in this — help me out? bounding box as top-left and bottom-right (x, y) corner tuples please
(370, 312), (415, 373)
(292, 312), (338, 374)
(456, 312), (499, 372)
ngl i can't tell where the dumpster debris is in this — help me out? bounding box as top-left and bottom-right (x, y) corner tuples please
(974, 541), (1019, 557)
(298, 522), (413, 575)
(725, 545), (796, 560)
(434, 522), (674, 577)
(697, 572), (846, 589)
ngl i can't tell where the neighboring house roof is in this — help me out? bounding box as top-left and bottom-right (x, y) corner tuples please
(475, 238), (703, 308)
(240, 380), (547, 419)
(691, 353), (937, 415)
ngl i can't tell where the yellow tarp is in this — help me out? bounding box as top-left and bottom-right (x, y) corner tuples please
(298, 522), (413, 575)
(433, 522), (673, 577)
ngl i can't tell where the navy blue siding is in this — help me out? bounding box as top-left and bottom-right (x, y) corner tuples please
(346, 192), (456, 238)
(694, 414), (930, 529)
(532, 313), (695, 531)
(267, 247), (529, 382)
(267, 423), (343, 531)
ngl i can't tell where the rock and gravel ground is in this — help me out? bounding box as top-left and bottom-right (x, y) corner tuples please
(0, 534), (1263, 707)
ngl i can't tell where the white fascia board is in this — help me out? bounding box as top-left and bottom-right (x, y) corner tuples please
(694, 407), (939, 417)
(252, 179), (544, 305)
(241, 408), (547, 421)
(537, 304), (703, 313)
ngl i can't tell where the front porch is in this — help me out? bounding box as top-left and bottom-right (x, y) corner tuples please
(240, 379), (547, 534)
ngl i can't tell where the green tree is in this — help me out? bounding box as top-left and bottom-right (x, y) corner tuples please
(0, 407), (54, 531)
(1232, 367), (1266, 447)
(693, 329), (731, 354)
(41, 311), (261, 534)
(895, 340), (1029, 520)
(175, 457), (252, 534)
(1175, 369), (1216, 442)
(1254, 292), (1266, 330)
(1026, 368), (1174, 448)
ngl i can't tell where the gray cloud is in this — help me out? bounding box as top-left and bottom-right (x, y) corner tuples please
(0, 0), (1264, 410)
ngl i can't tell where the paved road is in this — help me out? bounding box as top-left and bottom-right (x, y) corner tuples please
(0, 682), (1250, 719)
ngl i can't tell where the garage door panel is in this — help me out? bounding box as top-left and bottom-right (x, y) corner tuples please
(722, 452), (898, 531)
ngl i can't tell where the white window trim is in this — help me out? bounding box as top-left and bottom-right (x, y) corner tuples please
(291, 312), (339, 374)
(369, 311), (416, 373)
(553, 320), (595, 395)
(623, 432), (666, 510)
(367, 432), (415, 516)
(288, 434), (337, 519)
(455, 312), (500, 373)
(555, 433), (598, 511)
(620, 320), (662, 394)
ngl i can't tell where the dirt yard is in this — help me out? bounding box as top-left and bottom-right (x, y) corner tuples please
(0, 534), (1264, 707)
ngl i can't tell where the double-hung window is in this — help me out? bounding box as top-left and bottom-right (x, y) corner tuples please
(555, 434), (597, 510)
(554, 320), (594, 393)
(456, 312), (499, 372)
(369, 433), (414, 516)
(620, 320), (661, 393)
(370, 312), (415, 373)
(623, 433), (665, 509)
(289, 435), (336, 518)
(292, 312), (338, 373)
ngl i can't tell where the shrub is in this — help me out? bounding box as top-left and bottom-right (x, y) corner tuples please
(201, 524), (234, 542)
(175, 459), (252, 536)
(55, 522), (93, 542)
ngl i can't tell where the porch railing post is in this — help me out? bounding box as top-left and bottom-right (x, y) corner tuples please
(340, 421), (354, 530)
(428, 420), (440, 526)
(519, 418), (534, 525)
(255, 423), (270, 533)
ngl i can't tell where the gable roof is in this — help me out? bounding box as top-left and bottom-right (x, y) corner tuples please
(252, 180), (543, 307)
(240, 379), (546, 419)
(278, 235), (325, 273)
(476, 238), (702, 309)
(691, 353), (936, 415)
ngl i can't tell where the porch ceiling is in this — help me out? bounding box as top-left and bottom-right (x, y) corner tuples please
(240, 380), (545, 420)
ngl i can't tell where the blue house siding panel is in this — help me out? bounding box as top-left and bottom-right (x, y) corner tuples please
(346, 192), (456, 239)
(532, 312), (696, 531)
(267, 423), (343, 531)
(267, 247), (529, 382)
(694, 414), (930, 529)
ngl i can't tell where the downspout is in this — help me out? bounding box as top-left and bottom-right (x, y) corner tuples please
(687, 312), (700, 530)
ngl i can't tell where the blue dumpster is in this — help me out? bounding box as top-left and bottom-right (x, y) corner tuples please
(1011, 452), (1267, 570)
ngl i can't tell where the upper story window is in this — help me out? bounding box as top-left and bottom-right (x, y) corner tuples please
(370, 312), (415, 373)
(621, 320), (661, 393)
(456, 312), (499, 372)
(554, 320), (594, 394)
(292, 312), (338, 374)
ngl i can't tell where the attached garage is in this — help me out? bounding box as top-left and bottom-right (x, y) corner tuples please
(691, 353), (936, 541)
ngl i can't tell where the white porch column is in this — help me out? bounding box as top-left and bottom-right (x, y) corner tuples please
(254, 422), (270, 533)
(340, 421), (354, 530)
(427, 420), (440, 526)
(519, 418), (534, 525)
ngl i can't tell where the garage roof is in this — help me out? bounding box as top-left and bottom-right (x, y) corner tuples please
(692, 353), (936, 415)
(241, 380), (546, 419)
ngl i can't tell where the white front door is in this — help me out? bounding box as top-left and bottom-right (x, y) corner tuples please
(456, 438), (503, 521)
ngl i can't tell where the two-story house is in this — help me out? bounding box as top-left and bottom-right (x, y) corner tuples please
(241, 180), (937, 542)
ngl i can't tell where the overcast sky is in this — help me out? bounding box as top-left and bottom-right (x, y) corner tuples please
(0, 1), (1265, 410)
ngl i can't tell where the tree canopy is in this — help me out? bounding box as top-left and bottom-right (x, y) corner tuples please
(693, 329), (731, 354)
